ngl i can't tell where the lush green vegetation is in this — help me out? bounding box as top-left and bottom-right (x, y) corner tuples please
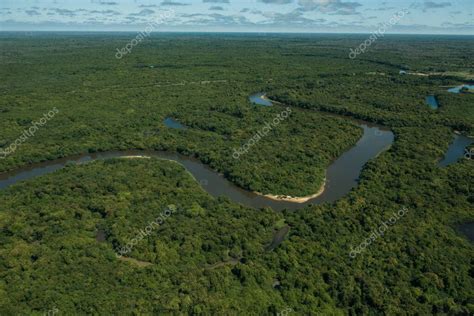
(0, 33), (365, 197)
(0, 33), (473, 315)
(0, 159), (284, 314)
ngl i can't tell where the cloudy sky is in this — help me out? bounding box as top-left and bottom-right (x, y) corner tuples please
(0, 0), (472, 34)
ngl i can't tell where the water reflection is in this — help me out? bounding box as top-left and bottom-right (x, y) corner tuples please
(0, 94), (396, 211)
(439, 134), (474, 167)
(249, 93), (273, 106)
(425, 95), (439, 109)
(164, 117), (186, 129)
(0, 128), (393, 211)
(447, 84), (474, 94)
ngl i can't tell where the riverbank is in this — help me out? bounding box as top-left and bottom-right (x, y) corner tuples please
(0, 119), (393, 211)
(120, 155), (151, 159)
(255, 178), (326, 203)
(0, 92), (394, 211)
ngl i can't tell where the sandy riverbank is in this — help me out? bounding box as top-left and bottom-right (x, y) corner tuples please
(120, 155), (151, 159)
(254, 179), (326, 203)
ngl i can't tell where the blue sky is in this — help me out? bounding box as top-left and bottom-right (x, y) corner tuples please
(0, 0), (472, 34)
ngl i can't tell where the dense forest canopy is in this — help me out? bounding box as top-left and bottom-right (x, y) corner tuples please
(0, 33), (473, 314)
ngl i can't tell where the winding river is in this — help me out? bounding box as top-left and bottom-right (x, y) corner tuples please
(0, 95), (394, 211)
(1, 93), (471, 211)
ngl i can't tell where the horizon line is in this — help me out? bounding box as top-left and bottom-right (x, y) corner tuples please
(1, 30), (473, 36)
